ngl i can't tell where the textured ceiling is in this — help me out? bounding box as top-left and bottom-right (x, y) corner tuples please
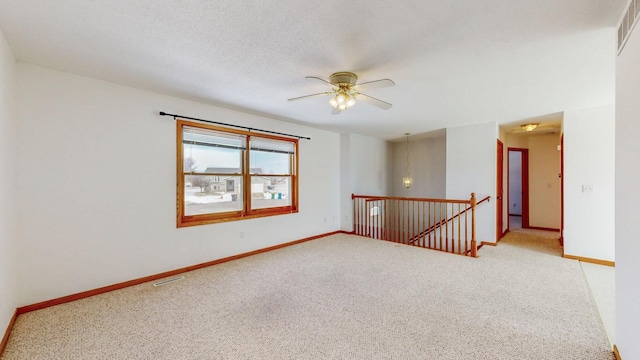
(0, 0), (626, 140)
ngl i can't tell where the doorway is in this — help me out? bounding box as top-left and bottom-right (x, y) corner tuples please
(497, 140), (504, 240)
(508, 148), (529, 229)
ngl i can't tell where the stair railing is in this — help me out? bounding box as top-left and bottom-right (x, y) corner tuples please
(352, 193), (490, 257)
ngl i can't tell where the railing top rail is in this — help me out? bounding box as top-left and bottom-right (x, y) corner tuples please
(477, 195), (491, 205)
(353, 194), (491, 205)
(354, 194), (470, 204)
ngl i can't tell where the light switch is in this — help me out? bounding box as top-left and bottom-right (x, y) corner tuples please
(582, 185), (594, 193)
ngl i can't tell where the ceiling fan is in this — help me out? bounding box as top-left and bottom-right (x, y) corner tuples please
(287, 72), (395, 114)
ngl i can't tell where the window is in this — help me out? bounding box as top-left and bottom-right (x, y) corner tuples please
(177, 120), (298, 227)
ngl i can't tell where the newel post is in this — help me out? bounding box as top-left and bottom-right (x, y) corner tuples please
(470, 193), (477, 257)
(352, 194), (356, 235)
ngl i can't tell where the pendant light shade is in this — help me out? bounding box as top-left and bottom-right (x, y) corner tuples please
(403, 133), (412, 188)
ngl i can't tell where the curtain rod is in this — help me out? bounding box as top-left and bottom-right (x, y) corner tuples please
(159, 112), (311, 140)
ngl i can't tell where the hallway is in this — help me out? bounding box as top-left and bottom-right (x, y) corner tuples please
(506, 215), (615, 345)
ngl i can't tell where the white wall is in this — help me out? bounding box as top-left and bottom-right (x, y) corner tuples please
(446, 122), (497, 243)
(0, 29), (18, 338)
(340, 133), (392, 231)
(615, 18), (640, 360)
(392, 136), (446, 198)
(349, 133), (392, 196)
(16, 64), (342, 306)
(563, 105), (615, 261)
(528, 134), (561, 229)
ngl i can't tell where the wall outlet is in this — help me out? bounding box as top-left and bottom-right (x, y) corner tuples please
(582, 184), (594, 193)
(239, 231), (245, 239)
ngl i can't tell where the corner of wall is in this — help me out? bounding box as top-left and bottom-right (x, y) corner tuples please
(0, 26), (19, 351)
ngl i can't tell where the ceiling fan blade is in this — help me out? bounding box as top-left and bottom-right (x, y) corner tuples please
(354, 78), (395, 90)
(287, 92), (332, 101)
(305, 76), (334, 86)
(357, 93), (393, 110)
(331, 107), (342, 115)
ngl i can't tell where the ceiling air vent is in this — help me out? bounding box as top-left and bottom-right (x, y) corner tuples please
(618, 0), (640, 54)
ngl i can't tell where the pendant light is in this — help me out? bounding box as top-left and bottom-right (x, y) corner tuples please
(403, 133), (412, 188)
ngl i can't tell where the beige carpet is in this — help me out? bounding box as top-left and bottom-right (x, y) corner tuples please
(2, 231), (613, 359)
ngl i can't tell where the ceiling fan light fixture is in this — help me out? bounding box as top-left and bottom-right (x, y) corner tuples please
(521, 123), (539, 132)
(289, 71), (394, 113)
(330, 91), (356, 110)
(346, 94), (356, 107)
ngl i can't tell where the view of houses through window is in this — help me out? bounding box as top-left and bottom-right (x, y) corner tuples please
(177, 120), (298, 226)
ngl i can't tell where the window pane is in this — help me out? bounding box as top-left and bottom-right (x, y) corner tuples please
(183, 127), (245, 173)
(251, 176), (291, 210)
(184, 175), (243, 215)
(250, 138), (293, 175)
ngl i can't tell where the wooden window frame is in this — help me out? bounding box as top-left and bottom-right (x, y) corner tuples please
(177, 120), (299, 227)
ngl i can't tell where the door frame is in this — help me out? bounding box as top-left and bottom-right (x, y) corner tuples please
(507, 148), (530, 228)
(497, 140), (504, 241)
(559, 135), (564, 246)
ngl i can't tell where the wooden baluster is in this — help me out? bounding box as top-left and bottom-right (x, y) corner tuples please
(357, 197), (361, 236)
(359, 198), (363, 236)
(357, 197), (360, 235)
(450, 203), (454, 253)
(415, 201), (419, 246)
(383, 199), (387, 240)
(457, 203), (462, 254)
(395, 199), (399, 243)
(429, 201), (436, 249)
(420, 201), (424, 247)
(438, 202), (442, 251)
(408, 200), (412, 244)
(374, 200), (377, 239)
(398, 199), (401, 243)
(352, 195), (355, 235)
(372, 200), (375, 239)
(470, 193), (477, 257)
(368, 200), (372, 238)
(465, 203), (468, 255)
(406, 200), (409, 245)
(434, 202), (438, 249)
(390, 200), (394, 242)
(360, 198), (364, 236)
(376, 200), (382, 240)
(427, 201), (431, 248)
(409, 200), (412, 245)
(383, 199), (389, 240)
(354, 197), (358, 235)
(353, 198), (362, 235)
(404, 200), (407, 244)
(358, 197), (362, 236)
(364, 199), (368, 237)
(445, 203), (449, 253)
(410, 200), (414, 245)
(403, 200), (406, 244)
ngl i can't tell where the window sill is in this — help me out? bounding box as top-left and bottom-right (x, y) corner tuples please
(177, 208), (299, 228)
